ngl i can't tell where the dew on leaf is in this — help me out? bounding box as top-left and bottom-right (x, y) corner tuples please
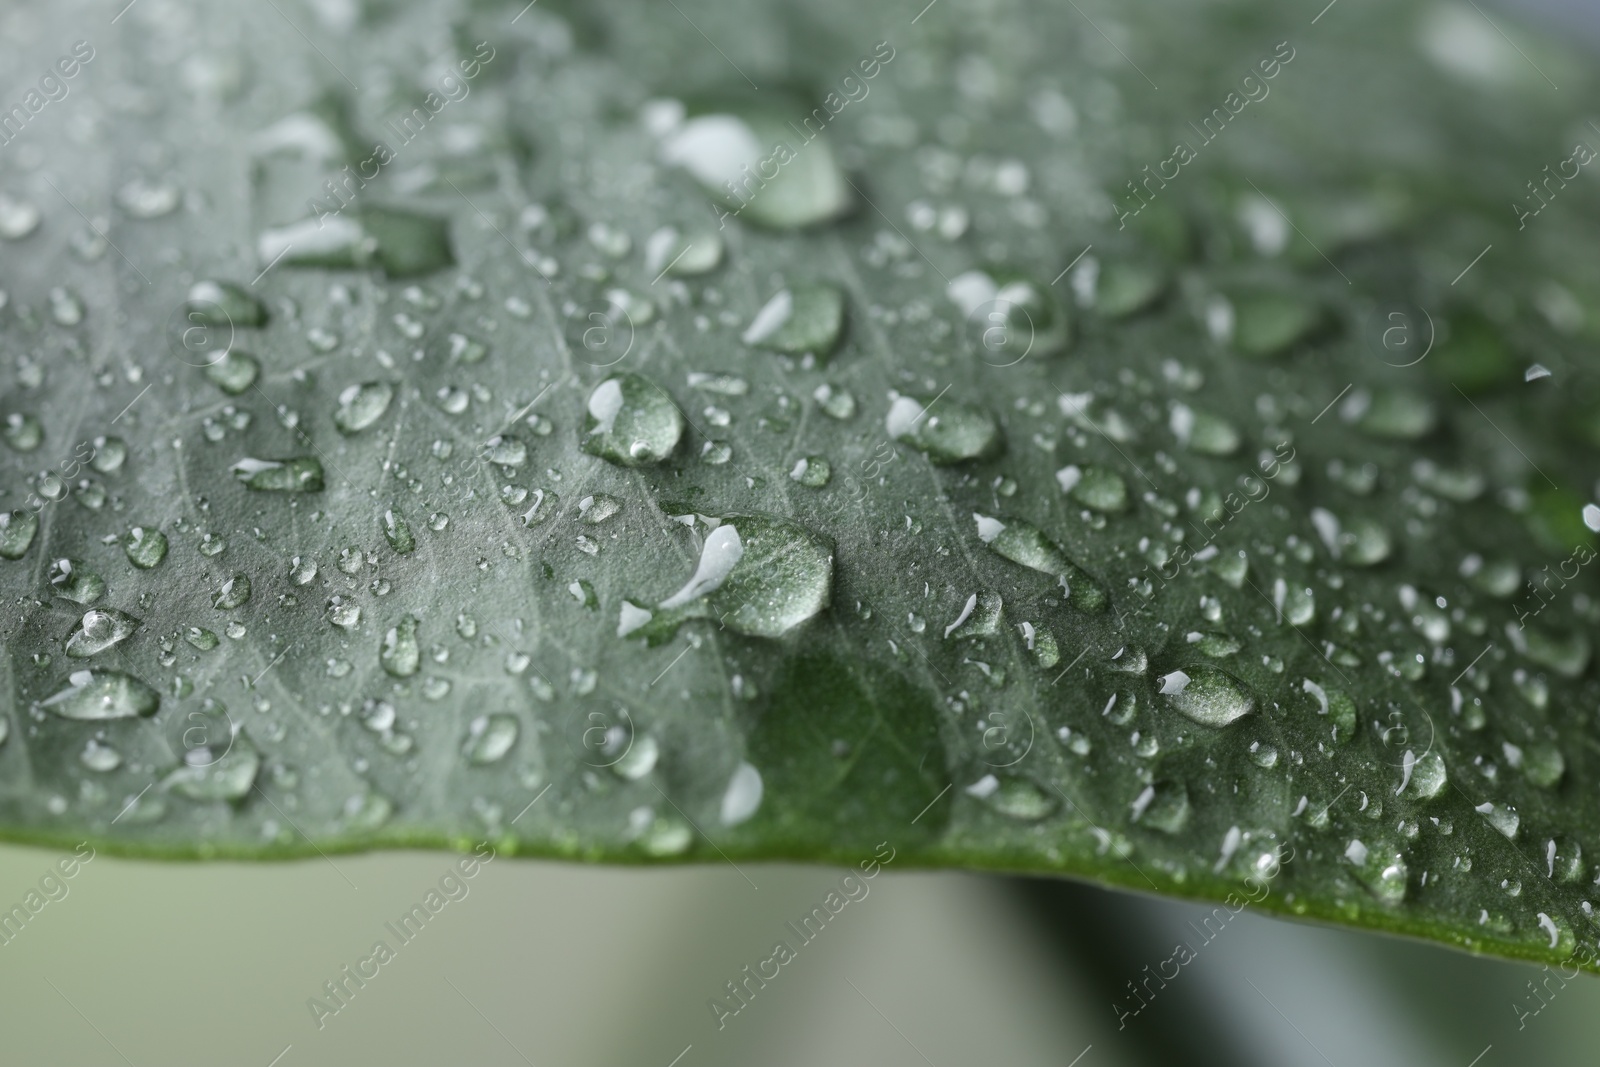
(582, 373), (685, 467)
(41, 669), (160, 720)
(619, 515), (833, 644)
(3, 412), (43, 452)
(657, 103), (852, 229)
(965, 773), (1058, 821)
(888, 394), (1002, 465)
(1157, 666), (1254, 727)
(231, 457), (325, 492)
(124, 526), (169, 569)
(65, 609), (142, 658)
(790, 456), (831, 487)
(463, 714), (520, 765)
(334, 382), (394, 434)
(1056, 464), (1128, 512)
(49, 559), (105, 604)
(1130, 780), (1191, 833)
(0, 510), (40, 560)
(381, 508), (416, 554)
(1345, 838), (1408, 905)
(741, 283), (845, 358)
(187, 280), (268, 327)
(204, 350), (262, 395)
(645, 226), (723, 277)
(380, 614), (421, 677)
(973, 513), (1105, 612)
(164, 731), (261, 801)
(203, 574), (252, 614)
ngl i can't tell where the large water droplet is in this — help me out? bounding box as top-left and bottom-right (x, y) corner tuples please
(656, 102), (852, 229)
(1130, 780), (1191, 833)
(124, 526), (169, 569)
(0, 510), (39, 560)
(1344, 838), (1408, 905)
(887, 393), (1002, 464)
(619, 515), (833, 644)
(965, 773), (1059, 821)
(204, 350), (262, 395)
(1157, 666), (1254, 727)
(742, 283), (844, 358)
(382, 508), (416, 554)
(334, 382), (394, 434)
(463, 714), (519, 765)
(720, 761), (763, 826)
(380, 615), (421, 677)
(49, 559), (105, 604)
(164, 731), (261, 801)
(187, 280), (268, 327)
(582, 374), (685, 467)
(973, 513), (1105, 612)
(41, 669), (160, 720)
(1226, 286), (1325, 357)
(231, 457), (325, 492)
(66, 609), (142, 658)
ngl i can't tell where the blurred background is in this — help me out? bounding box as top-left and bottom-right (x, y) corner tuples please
(2, 0), (1598, 1064)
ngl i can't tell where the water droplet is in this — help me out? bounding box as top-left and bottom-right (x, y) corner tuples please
(117, 177), (181, 219)
(1344, 838), (1408, 905)
(813, 383), (856, 420)
(380, 614), (421, 677)
(645, 226), (723, 277)
(259, 205), (454, 277)
(204, 350), (261, 395)
(1475, 801), (1520, 839)
(973, 513), (1105, 612)
(742, 283), (844, 358)
(1397, 749), (1447, 799)
(657, 104), (852, 229)
(887, 393), (1002, 465)
(1055, 464), (1128, 513)
(1507, 624), (1590, 678)
(81, 739), (123, 773)
(1130, 780), (1191, 833)
(211, 574), (251, 610)
(187, 280), (268, 327)
(577, 494), (623, 524)
(1157, 666), (1254, 727)
(185, 627), (220, 650)
(619, 515), (833, 644)
(0, 192), (42, 239)
(720, 761), (763, 826)
(0, 510), (40, 560)
(1226, 287), (1325, 357)
(49, 559), (105, 604)
(164, 732), (261, 801)
(1521, 742), (1565, 788)
(948, 268), (1070, 359)
(582, 374), (685, 467)
(381, 508), (416, 554)
(41, 669), (160, 720)
(231, 457), (325, 492)
(789, 455), (832, 487)
(333, 382), (394, 434)
(1355, 390), (1437, 440)
(3, 412), (43, 452)
(1169, 403), (1240, 455)
(66, 609), (142, 658)
(463, 714), (520, 765)
(327, 596), (361, 630)
(965, 773), (1058, 821)
(123, 526), (169, 569)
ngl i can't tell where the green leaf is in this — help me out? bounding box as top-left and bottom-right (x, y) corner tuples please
(3, 0), (1600, 975)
